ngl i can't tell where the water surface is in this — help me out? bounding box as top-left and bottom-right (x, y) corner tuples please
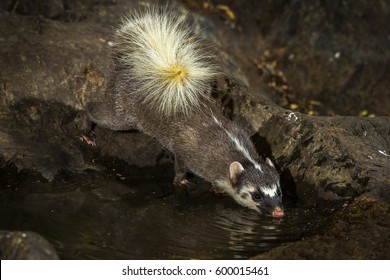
(0, 169), (330, 259)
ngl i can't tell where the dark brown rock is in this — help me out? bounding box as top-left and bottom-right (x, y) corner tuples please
(0, 231), (59, 259)
(254, 108), (390, 204)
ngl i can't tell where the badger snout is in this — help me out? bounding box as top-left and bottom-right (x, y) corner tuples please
(256, 203), (284, 217)
(272, 206), (284, 218)
(257, 197), (284, 217)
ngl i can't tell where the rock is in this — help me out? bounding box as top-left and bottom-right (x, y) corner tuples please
(253, 106), (390, 204)
(0, 3), (170, 180)
(0, 231), (59, 259)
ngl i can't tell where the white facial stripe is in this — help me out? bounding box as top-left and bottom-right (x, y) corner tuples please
(215, 180), (258, 211)
(212, 116), (263, 172)
(261, 184), (278, 197)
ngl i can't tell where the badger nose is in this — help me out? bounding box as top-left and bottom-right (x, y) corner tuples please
(272, 207), (284, 218)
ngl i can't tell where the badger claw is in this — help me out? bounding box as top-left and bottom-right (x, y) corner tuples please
(173, 177), (191, 186)
(79, 131), (96, 146)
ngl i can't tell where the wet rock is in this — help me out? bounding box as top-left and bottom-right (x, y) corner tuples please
(253, 107), (390, 205)
(0, 231), (59, 259)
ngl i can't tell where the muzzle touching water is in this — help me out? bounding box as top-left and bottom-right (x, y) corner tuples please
(272, 207), (284, 218)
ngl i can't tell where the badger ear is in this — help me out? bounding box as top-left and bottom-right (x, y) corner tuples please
(266, 157), (275, 168)
(229, 161), (244, 184)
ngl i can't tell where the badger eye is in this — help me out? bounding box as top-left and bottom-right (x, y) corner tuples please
(252, 193), (261, 201)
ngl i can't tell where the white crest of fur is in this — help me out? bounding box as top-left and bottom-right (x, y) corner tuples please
(212, 115), (263, 172)
(261, 184), (278, 197)
(115, 8), (218, 115)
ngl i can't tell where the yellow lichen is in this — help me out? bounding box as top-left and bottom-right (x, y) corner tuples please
(216, 5), (236, 21)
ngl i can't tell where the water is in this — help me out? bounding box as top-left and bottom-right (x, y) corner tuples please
(0, 169), (330, 259)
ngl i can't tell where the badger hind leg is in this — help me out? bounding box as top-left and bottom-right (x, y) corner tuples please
(79, 111), (97, 146)
(79, 100), (139, 146)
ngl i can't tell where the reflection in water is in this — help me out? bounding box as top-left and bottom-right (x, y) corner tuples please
(213, 204), (318, 258)
(0, 170), (330, 259)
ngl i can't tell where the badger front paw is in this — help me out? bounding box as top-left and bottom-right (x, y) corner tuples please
(173, 176), (191, 186)
(79, 131), (96, 147)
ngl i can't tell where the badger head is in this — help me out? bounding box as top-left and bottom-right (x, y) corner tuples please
(228, 158), (284, 217)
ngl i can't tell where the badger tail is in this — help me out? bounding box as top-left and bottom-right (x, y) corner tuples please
(114, 7), (218, 116)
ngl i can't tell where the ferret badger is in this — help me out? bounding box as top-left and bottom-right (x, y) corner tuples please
(81, 8), (284, 217)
